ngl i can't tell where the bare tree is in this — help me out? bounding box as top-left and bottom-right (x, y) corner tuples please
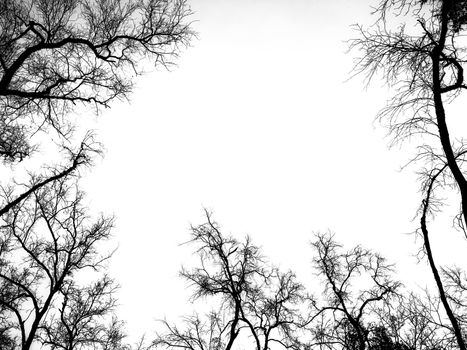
(0, 0), (193, 224)
(0, 173), (121, 350)
(0, 0), (193, 163)
(153, 220), (467, 350)
(154, 213), (307, 350)
(0, 1), (190, 349)
(352, 2), (467, 349)
(307, 233), (400, 350)
(351, 1), (467, 205)
(351, 0), (467, 231)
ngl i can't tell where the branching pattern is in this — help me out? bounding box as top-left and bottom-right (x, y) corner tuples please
(0, 0), (193, 163)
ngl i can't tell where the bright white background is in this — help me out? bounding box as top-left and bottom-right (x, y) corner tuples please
(77, 0), (467, 340)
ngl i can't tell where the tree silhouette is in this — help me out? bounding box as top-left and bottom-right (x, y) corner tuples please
(154, 221), (466, 350)
(0, 1), (193, 348)
(305, 233), (400, 350)
(0, 0), (192, 164)
(0, 175), (120, 350)
(352, 1), (467, 349)
(0, 0), (193, 224)
(154, 212), (307, 350)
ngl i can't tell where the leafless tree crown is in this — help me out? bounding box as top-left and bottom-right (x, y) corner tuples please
(0, 0), (193, 163)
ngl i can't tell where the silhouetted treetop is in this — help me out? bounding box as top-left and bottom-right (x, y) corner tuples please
(0, 175), (119, 350)
(353, 1), (467, 349)
(0, 0), (193, 163)
(156, 213), (308, 350)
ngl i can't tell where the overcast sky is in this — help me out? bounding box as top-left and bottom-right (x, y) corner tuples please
(77, 0), (467, 339)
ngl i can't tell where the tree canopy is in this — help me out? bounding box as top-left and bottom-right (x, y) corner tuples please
(0, 0), (192, 163)
(5, 1), (467, 350)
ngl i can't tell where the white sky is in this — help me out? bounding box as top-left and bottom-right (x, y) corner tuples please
(76, 0), (467, 340)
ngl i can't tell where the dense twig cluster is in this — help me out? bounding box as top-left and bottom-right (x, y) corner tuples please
(0, 175), (120, 350)
(0, 0), (193, 163)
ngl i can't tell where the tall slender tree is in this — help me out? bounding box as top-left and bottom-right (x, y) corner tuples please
(353, 1), (467, 349)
